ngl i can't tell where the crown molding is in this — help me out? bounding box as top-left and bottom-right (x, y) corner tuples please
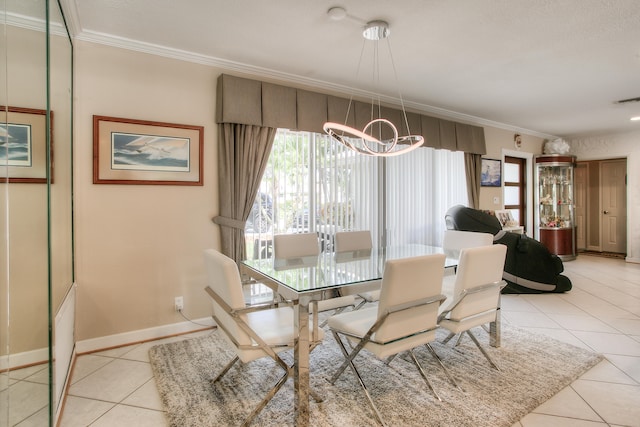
(65, 14), (556, 140)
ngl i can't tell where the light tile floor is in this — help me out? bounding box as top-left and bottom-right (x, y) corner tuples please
(5, 255), (638, 426)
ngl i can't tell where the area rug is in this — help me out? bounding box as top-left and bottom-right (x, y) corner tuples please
(149, 324), (602, 427)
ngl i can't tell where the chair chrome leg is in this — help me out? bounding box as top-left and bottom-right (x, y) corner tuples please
(384, 354), (397, 365)
(408, 349), (441, 402)
(442, 332), (456, 344)
(425, 344), (463, 392)
(242, 366), (291, 427)
(319, 306), (349, 328)
(330, 332), (386, 426)
(454, 333), (464, 347)
(466, 329), (500, 371)
(212, 355), (239, 383)
(353, 299), (368, 310)
(329, 331), (356, 384)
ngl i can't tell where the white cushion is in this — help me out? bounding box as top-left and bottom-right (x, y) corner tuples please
(328, 307), (437, 359)
(227, 306), (324, 364)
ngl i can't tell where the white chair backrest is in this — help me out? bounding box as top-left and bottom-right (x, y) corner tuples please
(204, 249), (251, 346)
(450, 244), (507, 320)
(334, 230), (373, 252)
(273, 232), (320, 258)
(376, 253), (445, 342)
(443, 230), (493, 251)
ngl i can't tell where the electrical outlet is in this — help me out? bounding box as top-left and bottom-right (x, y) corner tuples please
(174, 296), (184, 312)
(493, 196), (500, 205)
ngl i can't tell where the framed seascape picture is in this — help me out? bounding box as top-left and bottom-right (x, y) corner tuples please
(1, 106), (52, 183)
(93, 115), (204, 185)
(481, 158), (501, 187)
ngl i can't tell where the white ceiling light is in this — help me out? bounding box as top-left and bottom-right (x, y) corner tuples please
(631, 116), (640, 121)
(323, 11), (424, 157)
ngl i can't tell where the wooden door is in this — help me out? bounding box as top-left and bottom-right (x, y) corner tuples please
(601, 159), (627, 253)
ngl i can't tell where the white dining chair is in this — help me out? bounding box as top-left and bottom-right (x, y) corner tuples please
(442, 229), (494, 251)
(273, 232), (356, 323)
(437, 244), (507, 370)
(328, 253), (456, 426)
(334, 230), (381, 309)
(442, 229), (494, 273)
(203, 249), (324, 425)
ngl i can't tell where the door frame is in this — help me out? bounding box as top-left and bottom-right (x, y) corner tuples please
(502, 149), (533, 237)
(577, 156), (628, 254)
(599, 158), (627, 253)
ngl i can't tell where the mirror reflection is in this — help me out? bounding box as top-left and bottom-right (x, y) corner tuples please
(1, 0), (73, 425)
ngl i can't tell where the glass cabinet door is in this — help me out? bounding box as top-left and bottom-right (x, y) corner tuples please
(535, 155), (577, 261)
(537, 163), (574, 229)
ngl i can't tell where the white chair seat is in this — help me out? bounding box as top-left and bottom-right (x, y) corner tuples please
(246, 306), (325, 346)
(328, 306), (435, 359)
(327, 306), (377, 337)
(440, 311), (497, 334)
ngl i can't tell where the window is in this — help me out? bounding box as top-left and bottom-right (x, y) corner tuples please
(503, 156), (526, 226)
(246, 129), (467, 259)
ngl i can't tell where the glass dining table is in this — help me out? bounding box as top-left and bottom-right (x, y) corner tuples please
(239, 244), (501, 425)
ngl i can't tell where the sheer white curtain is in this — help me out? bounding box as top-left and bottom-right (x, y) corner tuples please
(247, 130), (466, 259)
(385, 147), (467, 246)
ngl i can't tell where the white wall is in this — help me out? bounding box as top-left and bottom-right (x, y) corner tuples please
(75, 41), (220, 344)
(569, 131), (640, 263)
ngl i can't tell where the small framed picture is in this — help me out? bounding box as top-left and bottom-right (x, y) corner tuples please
(93, 115), (203, 185)
(495, 209), (516, 227)
(1, 106), (52, 183)
(481, 158), (501, 187)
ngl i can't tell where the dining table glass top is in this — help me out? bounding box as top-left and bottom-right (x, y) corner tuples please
(241, 244), (459, 295)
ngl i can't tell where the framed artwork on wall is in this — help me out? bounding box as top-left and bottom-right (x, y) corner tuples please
(1, 106), (52, 183)
(481, 158), (501, 187)
(93, 115), (204, 185)
(495, 209), (516, 227)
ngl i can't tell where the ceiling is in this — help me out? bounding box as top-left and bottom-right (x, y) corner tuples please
(59, 0), (640, 138)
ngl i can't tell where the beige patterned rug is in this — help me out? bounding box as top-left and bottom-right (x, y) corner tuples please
(149, 324), (602, 426)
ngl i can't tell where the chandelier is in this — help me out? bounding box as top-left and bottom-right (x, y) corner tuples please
(323, 12), (424, 157)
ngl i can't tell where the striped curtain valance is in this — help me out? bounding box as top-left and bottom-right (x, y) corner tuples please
(216, 73), (486, 155)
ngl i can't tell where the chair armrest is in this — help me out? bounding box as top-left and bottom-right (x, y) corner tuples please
(204, 286), (289, 316)
(352, 294), (447, 344)
(383, 294), (447, 316)
(437, 280), (506, 323)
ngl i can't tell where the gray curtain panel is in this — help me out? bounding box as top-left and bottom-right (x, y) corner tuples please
(465, 153), (482, 209)
(213, 123), (276, 261)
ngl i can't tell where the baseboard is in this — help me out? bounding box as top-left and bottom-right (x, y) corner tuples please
(75, 317), (216, 354)
(0, 347), (48, 371)
(625, 256), (640, 264)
